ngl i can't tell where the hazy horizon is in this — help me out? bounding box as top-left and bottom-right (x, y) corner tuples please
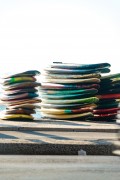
(0, 0), (120, 74)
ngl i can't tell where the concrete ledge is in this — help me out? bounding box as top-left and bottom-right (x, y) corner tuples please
(0, 119), (118, 132)
(0, 131), (117, 155)
(0, 143), (116, 155)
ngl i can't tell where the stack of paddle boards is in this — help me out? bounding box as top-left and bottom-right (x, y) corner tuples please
(0, 70), (41, 120)
(39, 62), (110, 120)
(93, 73), (120, 121)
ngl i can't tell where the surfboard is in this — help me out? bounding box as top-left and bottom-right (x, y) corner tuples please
(100, 78), (120, 84)
(93, 113), (117, 118)
(5, 98), (41, 106)
(41, 107), (93, 115)
(40, 88), (98, 96)
(49, 62), (111, 69)
(40, 103), (97, 109)
(8, 103), (40, 110)
(98, 87), (120, 94)
(101, 73), (120, 80)
(95, 102), (119, 109)
(41, 97), (99, 104)
(98, 84), (120, 92)
(3, 70), (40, 79)
(40, 88), (98, 95)
(3, 82), (41, 90)
(89, 115), (116, 121)
(93, 107), (120, 114)
(96, 98), (117, 104)
(3, 76), (36, 85)
(43, 67), (110, 74)
(0, 114), (34, 120)
(5, 108), (36, 115)
(41, 93), (96, 100)
(40, 83), (100, 90)
(3, 88), (38, 95)
(1, 92), (39, 101)
(97, 94), (120, 100)
(40, 73), (101, 79)
(41, 112), (93, 119)
(41, 77), (100, 84)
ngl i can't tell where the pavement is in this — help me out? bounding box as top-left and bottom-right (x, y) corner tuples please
(0, 155), (120, 180)
(0, 119), (119, 155)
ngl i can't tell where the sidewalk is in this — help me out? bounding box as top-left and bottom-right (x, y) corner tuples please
(0, 156), (120, 180)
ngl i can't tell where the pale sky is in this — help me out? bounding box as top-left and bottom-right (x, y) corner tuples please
(0, 0), (120, 75)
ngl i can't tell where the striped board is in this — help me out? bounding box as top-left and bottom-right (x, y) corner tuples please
(41, 107), (93, 115)
(3, 76), (36, 85)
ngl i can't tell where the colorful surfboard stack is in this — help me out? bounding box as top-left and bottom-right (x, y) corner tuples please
(93, 73), (120, 121)
(0, 70), (41, 120)
(39, 62), (111, 120)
